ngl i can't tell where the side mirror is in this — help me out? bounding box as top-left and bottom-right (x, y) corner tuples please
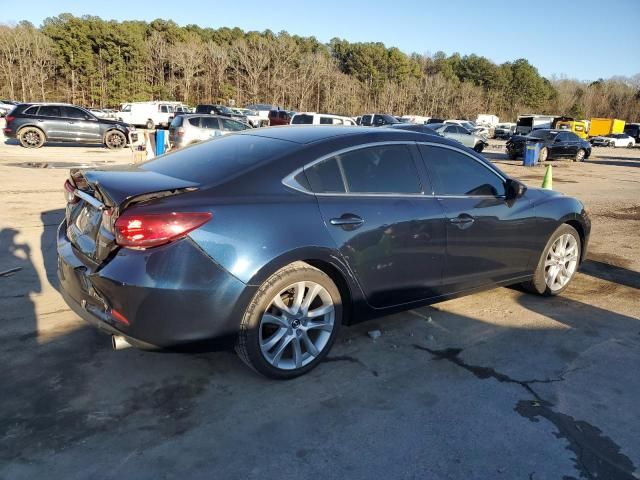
(505, 178), (526, 201)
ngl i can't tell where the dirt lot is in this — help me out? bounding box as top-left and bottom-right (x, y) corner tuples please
(1, 134), (639, 480)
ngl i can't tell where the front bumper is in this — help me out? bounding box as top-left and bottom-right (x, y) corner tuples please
(57, 221), (255, 347)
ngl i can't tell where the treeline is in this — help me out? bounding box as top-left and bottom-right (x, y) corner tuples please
(1, 14), (639, 121)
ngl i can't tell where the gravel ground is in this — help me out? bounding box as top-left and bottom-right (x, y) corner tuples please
(0, 133), (638, 480)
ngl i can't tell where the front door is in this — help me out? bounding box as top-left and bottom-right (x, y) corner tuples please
(63, 106), (101, 144)
(305, 143), (447, 308)
(418, 143), (538, 293)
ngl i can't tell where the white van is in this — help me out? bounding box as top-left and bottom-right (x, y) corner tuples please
(117, 101), (187, 129)
(290, 112), (357, 126)
(399, 115), (431, 124)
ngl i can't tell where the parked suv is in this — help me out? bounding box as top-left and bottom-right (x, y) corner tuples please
(194, 104), (248, 124)
(290, 112), (357, 125)
(623, 123), (640, 143)
(3, 103), (137, 149)
(168, 114), (251, 148)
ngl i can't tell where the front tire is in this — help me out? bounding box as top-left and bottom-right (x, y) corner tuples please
(522, 224), (581, 296)
(104, 130), (126, 149)
(474, 143), (485, 153)
(539, 146), (549, 162)
(18, 127), (45, 148)
(236, 262), (342, 379)
(574, 148), (585, 162)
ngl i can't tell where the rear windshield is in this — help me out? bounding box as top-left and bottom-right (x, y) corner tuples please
(142, 134), (297, 184)
(170, 116), (183, 127)
(291, 114), (313, 124)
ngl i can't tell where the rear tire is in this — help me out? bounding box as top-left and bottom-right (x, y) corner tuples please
(628, 142), (634, 148)
(521, 224), (581, 296)
(473, 143), (485, 153)
(145, 119), (154, 130)
(104, 130), (126, 149)
(236, 262), (342, 379)
(18, 127), (45, 148)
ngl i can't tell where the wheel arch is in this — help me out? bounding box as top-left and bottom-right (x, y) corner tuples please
(564, 218), (586, 263)
(17, 124), (47, 139)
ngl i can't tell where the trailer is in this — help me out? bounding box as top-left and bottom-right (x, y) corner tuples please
(588, 118), (626, 137)
(515, 114), (557, 135)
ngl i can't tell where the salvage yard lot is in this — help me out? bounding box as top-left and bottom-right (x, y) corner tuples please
(1, 138), (639, 479)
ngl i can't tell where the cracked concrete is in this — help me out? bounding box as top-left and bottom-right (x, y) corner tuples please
(1, 141), (639, 479)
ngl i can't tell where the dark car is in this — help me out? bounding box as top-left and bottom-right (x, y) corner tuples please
(506, 129), (591, 162)
(195, 104), (247, 123)
(3, 103), (137, 149)
(360, 114), (400, 127)
(57, 126), (590, 378)
(624, 123), (640, 143)
(268, 109), (294, 126)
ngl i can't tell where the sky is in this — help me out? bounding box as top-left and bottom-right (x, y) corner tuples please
(2, 0), (639, 81)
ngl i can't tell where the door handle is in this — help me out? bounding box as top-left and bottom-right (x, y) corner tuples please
(450, 214), (475, 229)
(330, 214), (364, 229)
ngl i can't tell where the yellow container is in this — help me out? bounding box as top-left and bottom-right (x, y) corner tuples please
(589, 118), (626, 137)
(555, 120), (588, 139)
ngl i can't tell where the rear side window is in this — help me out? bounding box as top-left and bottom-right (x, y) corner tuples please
(38, 105), (63, 117)
(305, 158), (345, 193)
(319, 117), (334, 125)
(143, 134), (297, 184)
(361, 115), (372, 125)
(201, 117), (219, 129)
(291, 114), (313, 124)
(419, 145), (505, 196)
(306, 145), (421, 194)
(24, 106), (39, 115)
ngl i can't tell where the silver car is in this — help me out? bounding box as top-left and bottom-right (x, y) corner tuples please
(428, 123), (488, 152)
(169, 114), (251, 148)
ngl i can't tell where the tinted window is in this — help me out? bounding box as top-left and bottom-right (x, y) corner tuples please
(24, 106), (39, 115)
(338, 145), (421, 194)
(361, 115), (372, 125)
(201, 117), (219, 129)
(420, 145), (505, 196)
(566, 132), (580, 141)
(144, 134), (297, 183)
(170, 116), (183, 127)
(196, 105), (214, 114)
(319, 117), (334, 125)
(38, 105), (63, 117)
(64, 107), (89, 119)
(305, 158), (345, 193)
(221, 118), (248, 131)
(291, 114), (313, 125)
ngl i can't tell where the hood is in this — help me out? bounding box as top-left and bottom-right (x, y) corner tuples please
(99, 117), (133, 129)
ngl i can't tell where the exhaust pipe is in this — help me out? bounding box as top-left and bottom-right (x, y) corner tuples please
(112, 335), (132, 351)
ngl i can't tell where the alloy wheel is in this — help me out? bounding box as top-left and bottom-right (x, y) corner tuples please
(544, 233), (578, 292)
(259, 281), (335, 370)
(23, 130), (42, 147)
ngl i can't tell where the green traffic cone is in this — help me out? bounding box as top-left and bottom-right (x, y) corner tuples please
(542, 165), (553, 190)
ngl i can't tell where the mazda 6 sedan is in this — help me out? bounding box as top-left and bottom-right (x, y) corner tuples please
(58, 126), (590, 378)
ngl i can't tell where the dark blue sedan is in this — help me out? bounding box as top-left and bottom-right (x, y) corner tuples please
(58, 126), (590, 378)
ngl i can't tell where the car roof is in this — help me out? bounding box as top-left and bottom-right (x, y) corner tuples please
(236, 125), (455, 145)
(180, 114), (232, 120)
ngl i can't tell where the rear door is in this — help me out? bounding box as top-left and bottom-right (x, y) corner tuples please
(418, 143), (537, 292)
(36, 105), (66, 141)
(306, 142), (447, 307)
(200, 116), (223, 139)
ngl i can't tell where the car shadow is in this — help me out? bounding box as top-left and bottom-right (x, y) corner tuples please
(580, 259), (640, 290)
(40, 209), (65, 291)
(585, 158), (640, 168)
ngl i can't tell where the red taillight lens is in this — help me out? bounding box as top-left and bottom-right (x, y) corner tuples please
(114, 212), (212, 249)
(176, 127), (185, 137)
(64, 179), (79, 204)
(5, 115), (15, 124)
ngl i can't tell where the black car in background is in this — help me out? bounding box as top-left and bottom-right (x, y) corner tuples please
(506, 129), (591, 162)
(3, 103), (137, 149)
(195, 104), (247, 123)
(624, 123), (640, 143)
(57, 126), (590, 378)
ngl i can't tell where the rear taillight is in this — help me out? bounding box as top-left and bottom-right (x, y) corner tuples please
(64, 179), (79, 204)
(5, 115), (15, 124)
(176, 127), (185, 137)
(114, 212), (212, 249)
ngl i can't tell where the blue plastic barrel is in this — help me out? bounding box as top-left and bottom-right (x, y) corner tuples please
(155, 129), (166, 156)
(523, 142), (540, 166)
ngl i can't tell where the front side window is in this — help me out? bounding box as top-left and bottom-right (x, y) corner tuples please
(63, 107), (89, 119)
(305, 144), (421, 194)
(221, 118), (248, 131)
(420, 145), (505, 197)
(159, 105), (169, 113)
